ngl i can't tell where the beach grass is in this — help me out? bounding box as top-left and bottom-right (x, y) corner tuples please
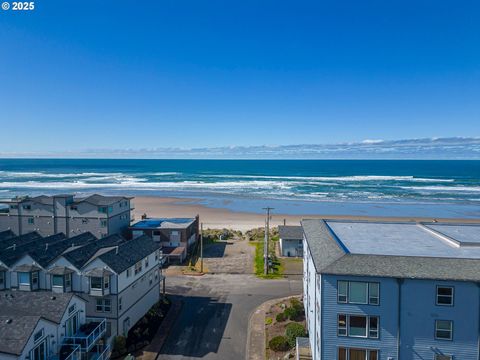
(252, 240), (284, 279)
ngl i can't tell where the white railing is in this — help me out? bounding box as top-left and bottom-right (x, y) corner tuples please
(63, 318), (106, 352)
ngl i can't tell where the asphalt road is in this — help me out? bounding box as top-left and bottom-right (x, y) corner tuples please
(157, 274), (302, 360)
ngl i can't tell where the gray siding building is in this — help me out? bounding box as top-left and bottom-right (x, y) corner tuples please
(302, 219), (480, 360)
(0, 194), (133, 239)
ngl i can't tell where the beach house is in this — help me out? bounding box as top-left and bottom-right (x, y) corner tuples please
(278, 225), (303, 257)
(302, 219), (480, 360)
(0, 194), (133, 239)
(0, 231), (165, 343)
(0, 291), (109, 360)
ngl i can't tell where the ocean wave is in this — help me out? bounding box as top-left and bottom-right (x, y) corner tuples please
(402, 186), (480, 193)
(202, 174), (454, 182)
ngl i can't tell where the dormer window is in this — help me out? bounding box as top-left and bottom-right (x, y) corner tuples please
(0, 271), (5, 289)
(134, 261), (142, 275)
(22, 204), (31, 210)
(98, 206), (108, 214)
(17, 270), (39, 291)
(51, 273), (72, 293)
(88, 272), (112, 296)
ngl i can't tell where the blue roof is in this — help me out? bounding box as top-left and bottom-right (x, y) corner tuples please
(132, 218), (195, 229)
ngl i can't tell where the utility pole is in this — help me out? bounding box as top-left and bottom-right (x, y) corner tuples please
(263, 207), (274, 275)
(200, 222), (204, 273)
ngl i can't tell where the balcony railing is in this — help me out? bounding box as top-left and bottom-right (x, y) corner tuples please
(87, 344), (111, 360)
(63, 318), (107, 352)
(49, 344), (81, 360)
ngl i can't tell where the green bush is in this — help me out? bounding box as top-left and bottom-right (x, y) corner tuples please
(290, 298), (302, 310)
(112, 336), (127, 355)
(265, 317), (273, 325)
(285, 323), (307, 348)
(268, 335), (291, 352)
(276, 312), (286, 322)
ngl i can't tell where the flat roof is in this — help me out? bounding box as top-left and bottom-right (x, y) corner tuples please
(325, 221), (480, 259)
(302, 219), (480, 282)
(131, 218), (195, 229)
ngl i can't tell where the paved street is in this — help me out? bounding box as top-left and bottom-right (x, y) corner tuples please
(158, 274), (302, 360)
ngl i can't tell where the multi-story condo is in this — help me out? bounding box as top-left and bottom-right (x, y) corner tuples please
(130, 216), (199, 262)
(0, 194), (133, 238)
(0, 231), (165, 343)
(0, 291), (109, 360)
(302, 219), (480, 360)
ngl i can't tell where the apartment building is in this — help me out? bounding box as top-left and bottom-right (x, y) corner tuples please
(130, 216), (199, 262)
(0, 231), (165, 343)
(0, 291), (109, 360)
(302, 219), (480, 360)
(0, 194), (133, 238)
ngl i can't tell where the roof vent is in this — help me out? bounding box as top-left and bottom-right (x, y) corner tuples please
(5, 319), (12, 324)
(115, 246), (119, 255)
(45, 243), (49, 251)
(50, 296), (56, 300)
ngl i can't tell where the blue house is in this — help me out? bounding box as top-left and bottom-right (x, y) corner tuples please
(302, 219), (480, 360)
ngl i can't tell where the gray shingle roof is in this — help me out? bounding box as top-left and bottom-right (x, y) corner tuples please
(0, 232), (42, 252)
(62, 234), (124, 269)
(302, 219), (480, 282)
(0, 233), (66, 267)
(99, 235), (160, 274)
(76, 194), (131, 206)
(0, 315), (42, 356)
(278, 225), (303, 240)
(0, 291), (83, 356)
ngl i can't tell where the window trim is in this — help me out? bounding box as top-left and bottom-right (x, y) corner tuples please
(435, 320), (453, 341)
(337, 313), (380, 339)
(436, 285), (454, 307)
(337, 347), (379, 360)
(337, 280), (380, 306)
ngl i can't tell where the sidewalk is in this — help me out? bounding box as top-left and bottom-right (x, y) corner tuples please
(246, 295), (299, 360)
(134, 299), (183, 360)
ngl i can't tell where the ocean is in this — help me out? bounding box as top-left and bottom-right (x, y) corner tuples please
(0, 159), (479, 218)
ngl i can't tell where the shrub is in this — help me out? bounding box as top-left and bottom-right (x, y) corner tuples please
(265, 317), (273, 325)
(113, 336), (127, 355)
(268, 336), (291, 352)
(276, 312), (286, 322)
(290, 298), (302, 310)
(285, 323), (307, 348)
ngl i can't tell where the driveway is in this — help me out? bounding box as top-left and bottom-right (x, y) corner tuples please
(157, 274), (302, 360)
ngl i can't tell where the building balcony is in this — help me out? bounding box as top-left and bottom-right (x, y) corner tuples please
(63, 318), (107, 352)
(86, 344), (111, 360)
(50, 344), (81, 360)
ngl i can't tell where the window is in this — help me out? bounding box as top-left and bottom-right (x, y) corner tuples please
(33, 329), (44, 343)
(32, 272), (38, 285)
(98, 206), (108, 214)
(103, 275), (110, 289)
(338, 348), (378, 360)
(338, 314), (347, 336)
(10, 204), (18, 209)
(119, 297), (123, 311)
(126, 268), (131, 277)
(0, 271), (5, 286)
(338, 281), (348, 303)
(65, 273), (72, 288)
(28, 217), (35, 224)
(435, 320), (453, 340)
(337, 281), (380, 305)
(135, 261), (142, 275)
(96, 299), (111, 312)
(435, 355), (452, 360)
(90, 277), (102, 289)
(23, 205), (32, 210)
(68, 304), (76, 314)
(70, 205), (78, 210)
(108, 206), (113, 213)
(18, 272), (30, 285)
(337, 314), (379, 339)
(82, 218), (88, 224)
(52, 275), (64, 287)
(145, 258), (149, 268)
(436, 286), (454, 306)
(100, 219), (107, 228)
(149, 274), (153, 285)
(349, 316), (367, 337)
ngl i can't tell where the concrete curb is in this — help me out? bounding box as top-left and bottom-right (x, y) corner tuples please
(246, 295), (300, 360)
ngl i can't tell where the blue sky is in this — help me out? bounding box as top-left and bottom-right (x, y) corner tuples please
(0, 0), (479, 155)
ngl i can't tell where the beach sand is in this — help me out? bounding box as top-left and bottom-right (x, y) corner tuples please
(132, 196), (480, 231)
